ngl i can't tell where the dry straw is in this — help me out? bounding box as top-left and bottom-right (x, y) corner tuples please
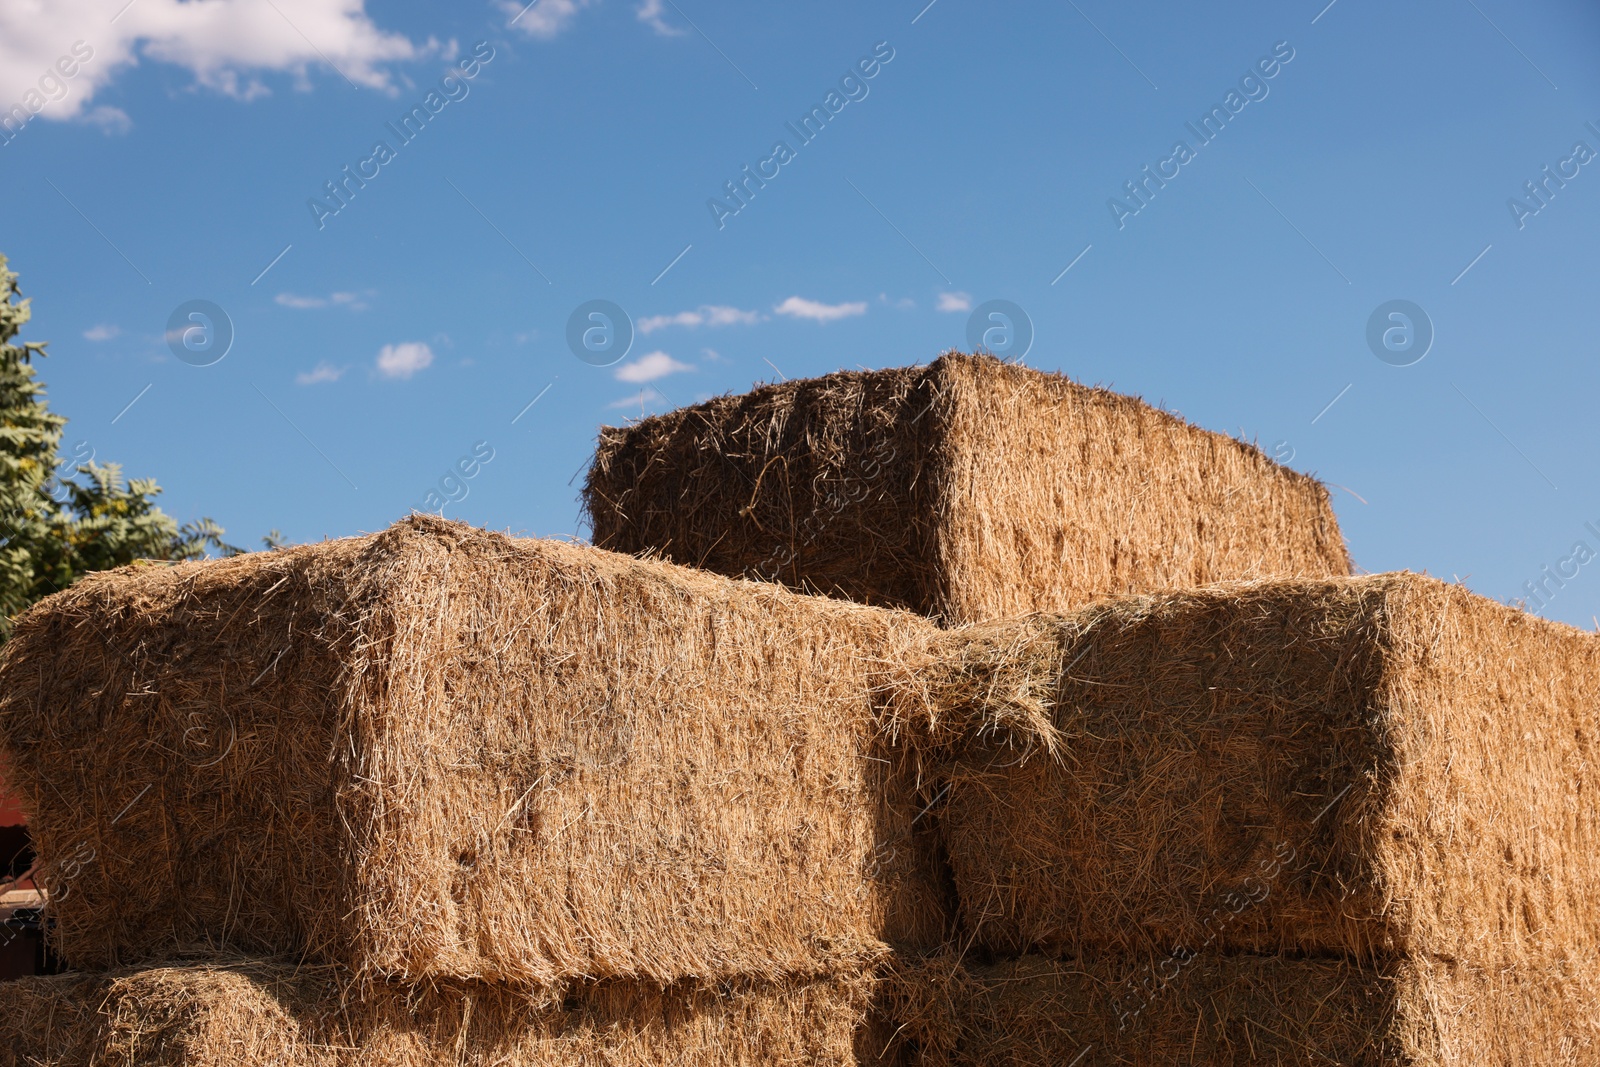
(927, 574), (1600, 968)
(0, 515), (990, 987)
(883, 950), (1600, 1066)
(0, 955), (884, 1067)
(584, 352), (1349, 625)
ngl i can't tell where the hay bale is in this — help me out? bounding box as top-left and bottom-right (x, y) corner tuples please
(0, 515), (962, 986)
(930, 574), (1600, 967)
(0, 960), (337, 1067)
(0, 957), (885, 1067)
(883, 951), (1600, 1066)
(583, 352), (1348, 624)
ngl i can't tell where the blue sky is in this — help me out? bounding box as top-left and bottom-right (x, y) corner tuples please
(2, 0), (1598, 627)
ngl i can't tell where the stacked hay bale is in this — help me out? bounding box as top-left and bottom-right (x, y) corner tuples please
(584, 352), (1349, 623)
(1, 959), (879, 1067)
(0, 514), (1019, 1065)
(896, 576), (1600, 1064)
(885, 951), (1600, 1066)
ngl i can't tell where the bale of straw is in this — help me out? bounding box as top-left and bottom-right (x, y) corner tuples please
(583, 352), (1349, 625)
(0, 515), (962, 986)
(0, 959), (336, 1067)
(0, 956), (888, 1067)
(881, 951), (1600, 1066)
(929, 574), (1600, 968)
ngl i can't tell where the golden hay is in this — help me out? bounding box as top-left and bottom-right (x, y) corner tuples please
(0, 515), (965, 986)
(0, 956), (886, 1067)
(883, 951), (1600, 1066)
(583, 352), (1349, 624)
(929, 574), (1600, 968)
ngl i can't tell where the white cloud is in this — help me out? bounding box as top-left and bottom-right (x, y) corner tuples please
(375, 341), (433, 379)
(607, 386), (671, 410)
(83, 324), (119, 341)
(936, 291), (973, 313)
(704, 305), (762, 327)
(276, 290), (369, 311)
(773, 296), (868, 324)
(879, 293), (916, 310)
(0, 0), (441, 132)
(295, 361), (345, 385)
(636, 0), (686, 36)
(638, 304), (761, 334)
(615, 350), (693, 383)
(498, 0), (594, 39)
(637, 310), (699, 333)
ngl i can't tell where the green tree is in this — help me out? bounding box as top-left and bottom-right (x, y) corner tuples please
(0, 253), (236, 632)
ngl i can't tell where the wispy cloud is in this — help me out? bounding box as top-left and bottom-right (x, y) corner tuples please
(375, 341), (433, 379)
(83, 324), (120, 341)
(607, 386), (671, 410)
(637, 311), (700, 333)
(615, 350), (693, 383)
(295, 361), (346, 385)
(636, 0), (686, 36)
(936, 291), (973, 312)
(498, 0), (594, 39)
(773, 296), (868, 324)
(638, 304), (761, 334)
(276, 290), (370, 311)
(83, 107), (132, 135)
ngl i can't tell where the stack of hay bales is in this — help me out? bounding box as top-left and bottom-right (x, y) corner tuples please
(582, 354), (1600, 1063)
(6, 352), (1599, 1063)
(0, 515), (1023, 1065)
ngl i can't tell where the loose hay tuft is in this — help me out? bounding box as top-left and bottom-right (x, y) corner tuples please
(929, 574), (1600, 968)
(584, 352), (1349, 624)
(0, 516), (979, 986)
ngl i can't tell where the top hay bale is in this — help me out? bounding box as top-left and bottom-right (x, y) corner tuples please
(929, 574), (1600, 968)
(0, 516), (955, 986)
(584, 353), (1349, 624)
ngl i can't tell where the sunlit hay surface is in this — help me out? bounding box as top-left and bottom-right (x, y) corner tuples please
(928, 574), (1600, 968)
(584, 352), (1349, 625)
(0, 515), (977, 987)
(0, 956), (883, 1067)
(882, 950), (1600, 1067)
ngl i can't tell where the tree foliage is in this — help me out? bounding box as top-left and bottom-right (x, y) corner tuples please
(0, 253), (235, 631)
